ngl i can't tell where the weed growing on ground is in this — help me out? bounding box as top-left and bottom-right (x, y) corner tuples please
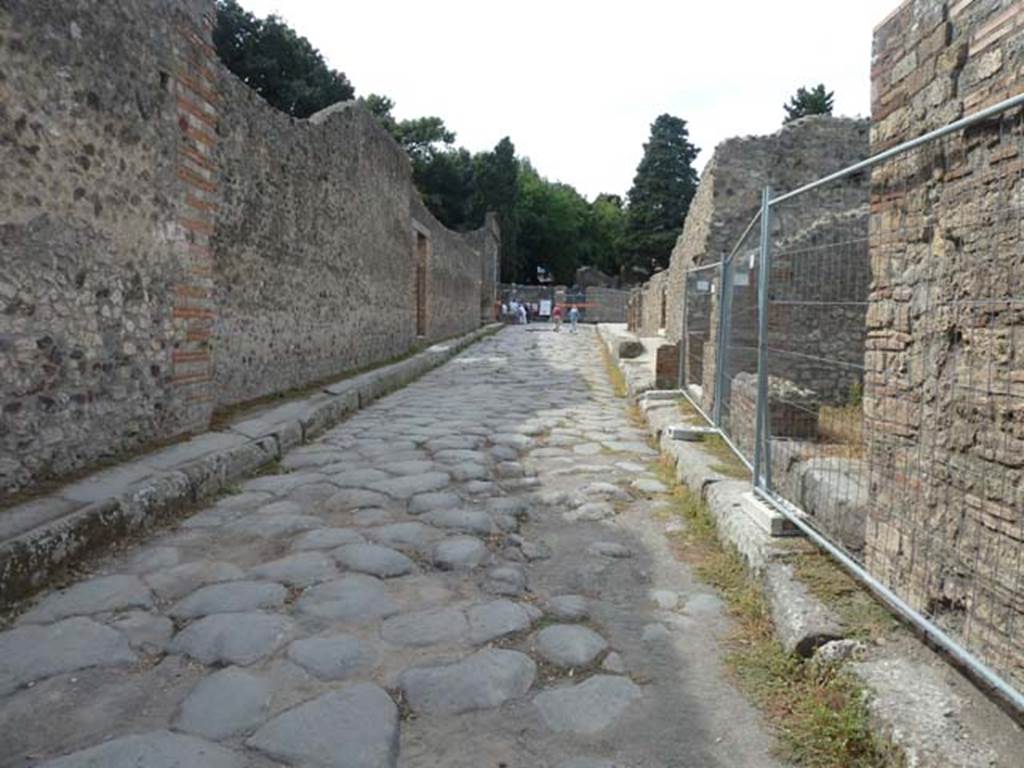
(676, 396), (703, 422)
(700, 434), (750, 479)
(656, 461), (900, 768)
(794, 553), (899, 642)
(598, 342), (628, 398)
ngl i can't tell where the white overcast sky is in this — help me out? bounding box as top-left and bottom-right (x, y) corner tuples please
(237, 0), (899, 200)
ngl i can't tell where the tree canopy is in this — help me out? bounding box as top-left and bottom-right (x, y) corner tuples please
(783, 84), (835, 123)
(625, 114), (700, 272)
(213, 0), (354, 117)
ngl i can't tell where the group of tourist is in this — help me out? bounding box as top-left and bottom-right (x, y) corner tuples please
(501, 299), (580, 333)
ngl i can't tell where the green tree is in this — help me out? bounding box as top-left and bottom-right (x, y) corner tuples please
(473, 138), (520, 281)
(515, 163), (592, 284)
(361, 93), (397, 131)
(783, 84), (835, 123)
(414, 148), (477, 230)
(625, 114), (699, 272)
(586, 194), (628, 275)
(213, 0), (354, 118)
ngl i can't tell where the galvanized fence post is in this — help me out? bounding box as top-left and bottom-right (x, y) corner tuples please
(753, 186), (773, 489)
(712, 253), (734, 428)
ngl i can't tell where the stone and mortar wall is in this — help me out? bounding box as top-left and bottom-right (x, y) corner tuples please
(410, 193), (485, 342)
(864, 0), (1024, 688)
(0, 0), (496, 497)
(0, 0), (217, 495)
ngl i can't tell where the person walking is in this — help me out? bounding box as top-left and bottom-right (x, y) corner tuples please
(568, 304), (580, 333)
(552, 304), (563, 332)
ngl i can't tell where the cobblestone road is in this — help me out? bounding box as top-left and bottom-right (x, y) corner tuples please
(0, 327), (781, 768)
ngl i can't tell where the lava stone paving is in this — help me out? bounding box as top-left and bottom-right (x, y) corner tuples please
(0, 327), (783, 767)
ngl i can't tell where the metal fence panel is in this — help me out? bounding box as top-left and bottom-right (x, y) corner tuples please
(672, 94), (1024, 711)
(753, 104), (1024, 708)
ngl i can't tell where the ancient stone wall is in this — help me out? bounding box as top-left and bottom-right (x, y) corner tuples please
(864, 0), (1024, 688)
(0, 0), (496, 497)
(0, 0), (215, 495)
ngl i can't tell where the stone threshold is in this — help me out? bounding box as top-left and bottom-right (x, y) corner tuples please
(596, 323), (1017, 767)
(0, 325), (502, 608)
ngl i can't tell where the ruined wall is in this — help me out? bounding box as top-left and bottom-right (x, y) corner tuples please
(637, 271), (670, 336)
(0, 0), (495, 496)
(865, 0), (1024, 688)
(632, 117), (870, 412)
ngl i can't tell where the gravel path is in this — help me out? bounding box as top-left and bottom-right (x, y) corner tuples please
(0, 326), (783, 768)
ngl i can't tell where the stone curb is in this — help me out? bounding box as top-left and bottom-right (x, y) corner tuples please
(0, 325), (502, 608)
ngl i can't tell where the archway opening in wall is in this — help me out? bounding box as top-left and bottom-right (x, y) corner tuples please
(416, 231), (428, 337)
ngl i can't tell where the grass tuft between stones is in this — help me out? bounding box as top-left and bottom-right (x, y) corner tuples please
(655, 458), (902, 768)
(598, 341), (629, 398)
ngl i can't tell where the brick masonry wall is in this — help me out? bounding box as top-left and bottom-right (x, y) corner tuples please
(865, 0), (1024, 687)
(0, 0), (496, 496)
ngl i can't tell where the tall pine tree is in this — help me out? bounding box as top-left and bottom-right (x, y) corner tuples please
(625, 114), (699, 272)
(473, 138), (520, 282)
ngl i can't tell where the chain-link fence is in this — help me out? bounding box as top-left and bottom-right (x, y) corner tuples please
(676, 94), (1024, 711)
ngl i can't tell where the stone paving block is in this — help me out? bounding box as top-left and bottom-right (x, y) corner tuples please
(369, 472), (452, 500)
(381, 606), (468, 647)
(21, 574), (153, 623)
(535, 624), (609, 667)
(297, 575), (400, 623)
(432, 536), (489, 570)
(247, 684), (399, 768)
(170, 612), (294, 666)
(250, 552), (339, 587)
(0, 617), (137, 696)
(287, 634), (377, 681)
(36, 731), (246, 768)
(407, 491), (462, 515)
(175, 666), (272, 740)
(398, 648), (536, 715)
(332, 544), (414, 578)
(169, 581), (288, 619)
(533, 675), (642, 734)
(292, 528), (367, 551)
(145, 561), (246, 601)
(467, 599), (538, 643)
